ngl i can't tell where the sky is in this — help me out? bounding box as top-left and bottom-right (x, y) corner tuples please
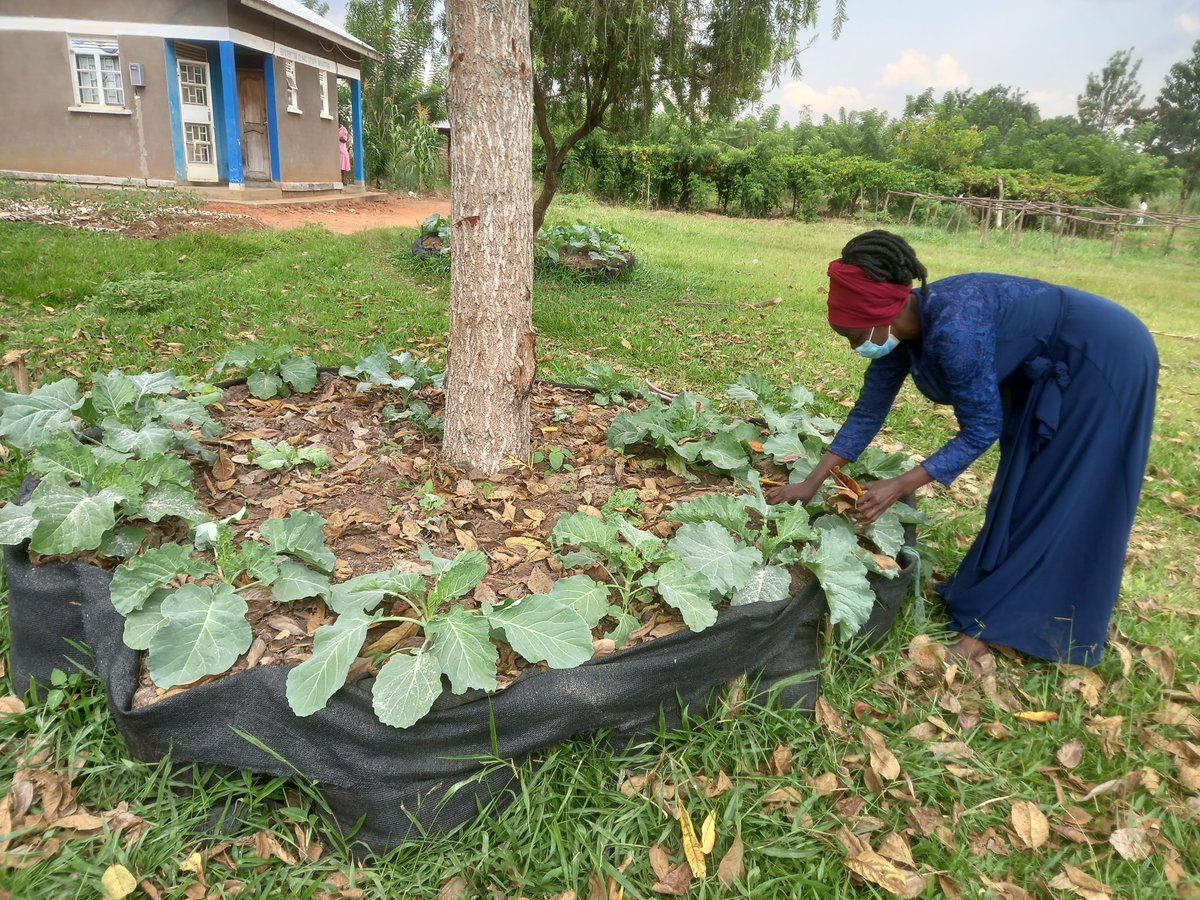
(324, 0), (1200, 123)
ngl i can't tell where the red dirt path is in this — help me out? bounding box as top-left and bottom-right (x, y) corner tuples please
(204, 193), (450, 234)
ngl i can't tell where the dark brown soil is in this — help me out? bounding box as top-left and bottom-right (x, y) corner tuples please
(131, 375), (762, 708)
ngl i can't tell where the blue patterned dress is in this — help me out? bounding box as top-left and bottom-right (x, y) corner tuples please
(829, 273), (1158, 664)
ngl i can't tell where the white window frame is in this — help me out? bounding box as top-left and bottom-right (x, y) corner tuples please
(284, 60), (302, 114)
(68, 37), (127, 113)
(319, 71), (333, 119)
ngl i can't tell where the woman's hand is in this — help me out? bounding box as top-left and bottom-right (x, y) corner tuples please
(851, 476), (908, 525)
(765, 481), (819, 506)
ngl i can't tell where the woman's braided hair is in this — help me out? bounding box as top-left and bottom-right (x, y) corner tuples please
(840, 230), (929, 296)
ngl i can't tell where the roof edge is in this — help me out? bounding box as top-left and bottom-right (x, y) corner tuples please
(240, 0), (381, 61)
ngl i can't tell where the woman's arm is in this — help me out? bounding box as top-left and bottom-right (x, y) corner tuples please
(765, 450), (849, 505)
(827, 349), (911, 464)
(767, 351), (910, 505)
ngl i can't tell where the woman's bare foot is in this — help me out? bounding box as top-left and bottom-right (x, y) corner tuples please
(946, 634), (990, 660)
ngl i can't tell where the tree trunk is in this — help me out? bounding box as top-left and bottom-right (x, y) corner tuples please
(442, 0), (535, 474)
(533, 157), (559, 234)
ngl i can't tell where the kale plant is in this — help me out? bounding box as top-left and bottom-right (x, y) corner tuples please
(214, 345), (318, 399)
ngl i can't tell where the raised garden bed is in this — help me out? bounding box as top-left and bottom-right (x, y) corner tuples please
(1, 356), (919, 851)
(412, 216), (637, 279)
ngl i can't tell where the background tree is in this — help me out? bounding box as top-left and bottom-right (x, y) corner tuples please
(442, 0), (535, 472)
(298, 0), (331, 16)
(345, 0), (446, 187)
(893, 96), (984, 172)
(1147, 39), (1200, 208)
(529, 0), (843, 230)
(1077, 48), (1144, 136)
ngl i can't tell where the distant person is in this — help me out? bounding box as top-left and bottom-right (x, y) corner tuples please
(1137, 196), (1148, 226)
(338, 121), (352, 184)
(766, 230), (1158, 667)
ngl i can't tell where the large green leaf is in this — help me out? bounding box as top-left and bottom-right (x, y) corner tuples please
(427, 549), (488, 606)
(110, 543), (214, 614)
(338, 348), (418, 392)
(29, 437), (102, 484)
(28, 473), (127, 555)
(731, 564), (792, 607)
(546, 574), (610, 627)
(667, 521), (762, 595)
(271, 559), (332, 602)
(605, 411), (647, 449)
(803, 522), (875, 640)
(614, 516), (668, 561)
(865, 507), (907, 559)
(760, 432), (811, 465)
(0, 503), (37, 546)
(426, 605), (497, 693)
(136, 482), (205, 524)
(260, 510), (336, 573)
(725, 372), (778, 405)
(100, 422), (176, 458)
(666, 493), (751, 540)
(485, 596), (593, 669)
(763, 503), (817, 561)
(98, 525), (148, 558)
(123, 592), (171, 649)
(236, 542), (282, 585)
(279, 355), (318, 393)
(650, 560), (718, 631)
(549, 511), (620, 557)
(152, 396), (221, 437)
(247, 371), (285, 399)
(285, 608), (374, 716)
(127, 370), (183, 400)
(143, 583), (252, 689)
(327, 568), (425, 615)
(372, 650), (444, 729)
(126, 455), (195, 488)
(89, 370), (140, 419)
(0, 379), (83, 450)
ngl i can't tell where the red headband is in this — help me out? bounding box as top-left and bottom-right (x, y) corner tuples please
(826, 259), (912, 327)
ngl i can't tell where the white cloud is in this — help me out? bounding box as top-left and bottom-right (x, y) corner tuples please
(1178, 12), (1200, 33)
(881, 50), (970, 88)
(780, 81), (864, 115)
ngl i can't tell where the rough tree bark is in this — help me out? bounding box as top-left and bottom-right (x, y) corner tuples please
(442, 0), (535, 473)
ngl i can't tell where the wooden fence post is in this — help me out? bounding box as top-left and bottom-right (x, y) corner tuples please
(1010, 208), (1025, 249)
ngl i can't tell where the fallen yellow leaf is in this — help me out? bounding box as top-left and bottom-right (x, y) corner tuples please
(700, 808), (717, 855)
(100, 864), (137, 900)
(179, 851), (204, 875)
(678, 802), (706, 879)
(1014, 710), (1058, 723)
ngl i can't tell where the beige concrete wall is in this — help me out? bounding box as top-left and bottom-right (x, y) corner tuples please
(25, 0), (227, 28)
(269, 56), (342, 185)
(0, 1), (361, 188)
(0, 32), (178, 182)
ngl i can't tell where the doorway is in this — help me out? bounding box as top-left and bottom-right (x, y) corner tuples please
(237, 69), (272, 181)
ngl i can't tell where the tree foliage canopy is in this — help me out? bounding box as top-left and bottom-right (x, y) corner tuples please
(1148, 39), (1200, 200)
(529, 0), (844, 227)
(345, 0), (445, 186)
(1077, 48), (1144, 136)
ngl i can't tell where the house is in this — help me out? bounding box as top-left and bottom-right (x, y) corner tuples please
(0, 1), (379, 196)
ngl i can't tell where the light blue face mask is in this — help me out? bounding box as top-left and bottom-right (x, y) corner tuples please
(853, 326), (900, 360)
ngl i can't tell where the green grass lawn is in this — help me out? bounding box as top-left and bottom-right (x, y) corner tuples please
(1, 193), (1199, 898)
